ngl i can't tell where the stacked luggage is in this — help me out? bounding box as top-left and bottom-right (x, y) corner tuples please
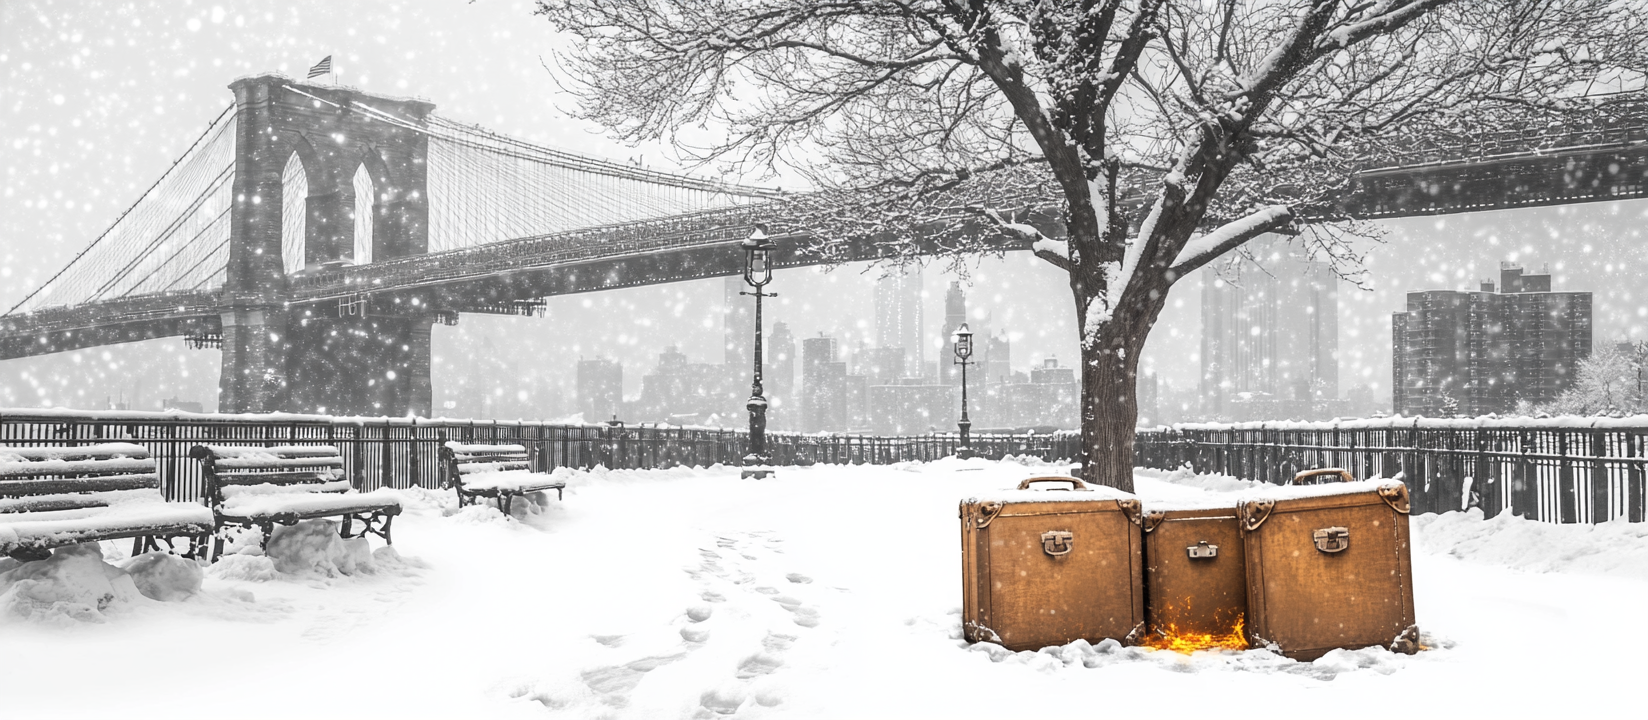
(960, 469), (1420, 659)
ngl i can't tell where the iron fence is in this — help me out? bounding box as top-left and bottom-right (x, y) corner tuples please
(0, 410), (1078, 503)
(1136, 419), (1648, 524)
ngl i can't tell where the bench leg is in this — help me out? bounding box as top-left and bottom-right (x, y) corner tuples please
(499, 494), (514, 517)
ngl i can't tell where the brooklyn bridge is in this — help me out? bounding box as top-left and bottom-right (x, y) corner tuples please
(3, 74), (1647, 417)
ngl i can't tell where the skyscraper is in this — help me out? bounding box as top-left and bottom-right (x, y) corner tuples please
(1392, 262), (1591, 416)
(1200, 256), (1339, 418)
(802, 334), (847, 432)
(937, 280), (967, 384)
(874, 266), (923, 377)
(765, 322), (796, 429)
(576, 356), (623, 422)
(724, 275), (754, 370)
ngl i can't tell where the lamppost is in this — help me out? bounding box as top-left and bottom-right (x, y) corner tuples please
(952, 323), (974, 459)
(740, 225), (777, 479)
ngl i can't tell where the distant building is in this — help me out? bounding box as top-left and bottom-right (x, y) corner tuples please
(802, 335), (848, 432)
(874, 266), (924, 377)
(937, 281), (967, 384)
(576, 356), (623, 423)
(868, 379), (954, 434)
(765, 322), (796, 429)
(1392, 262), (1592, 416)
(1201, 256), (1339, 419)
(995, 357), (1080, 429)
(724, 276), (754, 369)
(161, 397), (203, 413)
(632, 346), (741, 424)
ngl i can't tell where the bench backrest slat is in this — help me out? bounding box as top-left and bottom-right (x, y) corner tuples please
(441, 442), (537, 486)
(0, 444), (160, 510)
(0, 487), (163, 514)
(190, 445), (349, 505)
(0, 474), (161, 499)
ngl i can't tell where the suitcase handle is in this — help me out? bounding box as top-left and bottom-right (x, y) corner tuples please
(1017, 475), (1089, 491)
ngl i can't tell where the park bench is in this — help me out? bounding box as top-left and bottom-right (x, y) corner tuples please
(440, 442), (565, 516)
(0, 443), (214, 562)
(188, 444), (401, 556)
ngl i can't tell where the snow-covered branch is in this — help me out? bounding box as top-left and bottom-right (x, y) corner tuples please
(1169, 205), (1296, 276)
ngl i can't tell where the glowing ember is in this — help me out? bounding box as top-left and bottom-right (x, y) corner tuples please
(1139, 612), (1248, 654)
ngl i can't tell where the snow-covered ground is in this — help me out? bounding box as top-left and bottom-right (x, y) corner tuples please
(4, 459), (1646, 719)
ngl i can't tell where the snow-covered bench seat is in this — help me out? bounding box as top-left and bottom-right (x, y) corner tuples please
(188, 444), (401, 556)
(0, 443), (213, 562)
(440, 442), (565, 515)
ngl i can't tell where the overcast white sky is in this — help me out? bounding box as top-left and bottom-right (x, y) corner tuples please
(2, 0), (1646, 415)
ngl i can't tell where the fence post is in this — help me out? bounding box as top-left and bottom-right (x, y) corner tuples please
(1513, 431), (1536, 519)
(1558, 431), (1577, 523)
(1476, 428), (1499, 518)
(1591, 429), (1609, 523)
(1631, 432), (1646, 523)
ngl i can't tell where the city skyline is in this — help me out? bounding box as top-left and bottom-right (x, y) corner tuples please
(4, 4), (1648, 419)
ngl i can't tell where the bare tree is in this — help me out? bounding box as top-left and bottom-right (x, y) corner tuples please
(536, 0), (1645, 490)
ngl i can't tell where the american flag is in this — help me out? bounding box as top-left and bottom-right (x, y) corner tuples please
(306, 56), (332, 79)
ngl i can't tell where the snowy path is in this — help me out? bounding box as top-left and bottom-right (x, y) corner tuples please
(3, 459), (1645, 719)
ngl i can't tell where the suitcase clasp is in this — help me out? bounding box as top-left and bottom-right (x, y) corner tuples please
(1040, 530), (1074, 557)
(1313, 526), (1350, 553)
(1186, 541), (1219, 559)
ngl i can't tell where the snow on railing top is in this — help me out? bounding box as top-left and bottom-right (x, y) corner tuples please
(1156, 414), (1648, 433)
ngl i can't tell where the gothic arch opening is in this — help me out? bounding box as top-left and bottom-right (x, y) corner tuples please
(280, 150), (308, 276)
(352, 162), (374, 264)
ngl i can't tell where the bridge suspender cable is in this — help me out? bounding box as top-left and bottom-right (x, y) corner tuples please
(5, 103), (236, 316)
(281, 84), (780, 198)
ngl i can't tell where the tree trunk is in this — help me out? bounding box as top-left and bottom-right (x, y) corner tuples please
(1077, 327), (1143, 493)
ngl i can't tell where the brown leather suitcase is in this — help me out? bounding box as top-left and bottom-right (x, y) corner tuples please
(1140, 505), (1248, 650)
(960, 476), (1144, 651)
(1238, 480), (1420, 660)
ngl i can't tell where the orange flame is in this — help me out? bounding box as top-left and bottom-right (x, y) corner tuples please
(1139, 601), (1249, 654)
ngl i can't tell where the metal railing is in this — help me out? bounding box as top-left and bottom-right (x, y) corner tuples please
(0, 409), (1078, 503)
(1136, 418), (1648, 524)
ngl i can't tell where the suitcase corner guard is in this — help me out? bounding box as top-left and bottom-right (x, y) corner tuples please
(1240, 498), (1276, 531)
(1390, 624), (1421, 655)
(976, 501), (1005, 529)
(1378, 484), (1412, 514)
(1117, 498), (1144, 525)
(1141, 510), (1165, 533)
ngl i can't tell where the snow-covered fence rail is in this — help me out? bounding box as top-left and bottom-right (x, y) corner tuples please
(1134, 418), (1648, 524)
(0, 410), (1077, 503)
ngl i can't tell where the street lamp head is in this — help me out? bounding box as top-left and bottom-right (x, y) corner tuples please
(743, 224), (775, 288)
(952, 322), (974, 360)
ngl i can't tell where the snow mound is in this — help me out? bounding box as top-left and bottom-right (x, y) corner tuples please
(122, 551), (203, 601)
(966, 634), (1430, 681)
(206, 553), (278, 582)
(0, 543), (141, 624)
(265, 520), (373, 577)
(1413, 509), (1648, 581)
(371, 546), (426, 570)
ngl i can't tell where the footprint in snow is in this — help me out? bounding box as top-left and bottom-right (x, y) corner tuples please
(580, 653), (686, 707)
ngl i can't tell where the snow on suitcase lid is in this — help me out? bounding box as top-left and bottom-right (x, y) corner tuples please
(1235, 478), (1407, 504)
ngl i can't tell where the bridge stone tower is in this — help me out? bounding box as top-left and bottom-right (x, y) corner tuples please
(221, 75), (436, 416)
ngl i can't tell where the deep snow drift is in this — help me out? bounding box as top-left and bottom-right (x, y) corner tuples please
(3, 459), (1645, 719)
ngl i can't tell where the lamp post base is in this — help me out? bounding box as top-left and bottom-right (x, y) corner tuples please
(956, 447), (975, 460)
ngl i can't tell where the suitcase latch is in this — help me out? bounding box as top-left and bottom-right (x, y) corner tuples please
(1041, 530), (1074, 557)
(1313, 527), (1350, 553)
(1186, 541), (1219, 559)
